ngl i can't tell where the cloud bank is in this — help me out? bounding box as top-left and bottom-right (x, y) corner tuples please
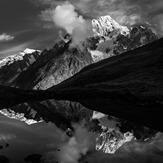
(38, 0), (163, 36)
(0, 33), (14, 42)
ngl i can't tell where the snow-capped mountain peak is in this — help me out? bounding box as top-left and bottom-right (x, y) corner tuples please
(22, 48), (40, 54)
(92, 15), (129, 39)
(0, 48), (41, 67)
(0, 48), (41, 86)
(17, 48), (41, 57)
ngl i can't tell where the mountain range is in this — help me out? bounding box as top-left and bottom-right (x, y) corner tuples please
(0, 15), (161, 153)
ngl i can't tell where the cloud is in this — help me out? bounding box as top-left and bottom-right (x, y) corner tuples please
(0, 33), (14, 42)
(38, 0), (142, 25)
(42, 121), (96, 163)
(52, 2), (85, 34)
(40, 2), (93, 46)
(125, 0), (163, 35)
(0, 30), (59, 58)
(37, 0), (163, 36)
(0, 134), (16, 142)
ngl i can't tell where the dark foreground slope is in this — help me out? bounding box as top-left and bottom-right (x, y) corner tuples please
(0, 38), (163, 131)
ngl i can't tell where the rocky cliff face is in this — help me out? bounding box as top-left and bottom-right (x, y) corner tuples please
(113, 25), (157, 55)
(89, 16), (157, 62)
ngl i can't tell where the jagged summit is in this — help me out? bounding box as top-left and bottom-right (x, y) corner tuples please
(0, 48), (41, 67)
(92, 15), (130, 38)
(23, 48), (40, 54)
(89, 16), (157, 63)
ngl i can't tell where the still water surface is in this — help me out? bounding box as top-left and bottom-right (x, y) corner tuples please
(1, 114), (163, 163)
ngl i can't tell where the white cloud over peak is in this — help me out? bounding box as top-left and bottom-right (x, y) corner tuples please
(0, 33), (14, 42)
(37, 0), (163, 36)
(40, 2), (93, 46)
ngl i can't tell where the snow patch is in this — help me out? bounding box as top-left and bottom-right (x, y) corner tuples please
(89, 50), (105, 62)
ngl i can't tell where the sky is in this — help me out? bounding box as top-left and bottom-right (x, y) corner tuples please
(0, 115), (64, 162)
(0, 0), (163, 57)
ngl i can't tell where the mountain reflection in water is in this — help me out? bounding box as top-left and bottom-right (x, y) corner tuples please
(1, 114), (163, 163)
